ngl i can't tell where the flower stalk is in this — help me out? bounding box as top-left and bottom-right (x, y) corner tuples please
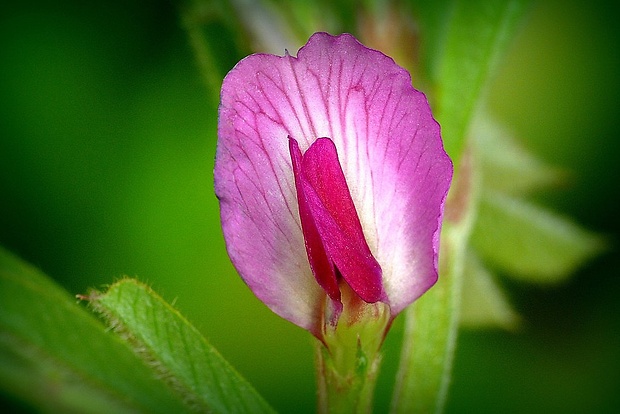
(316, 284), (390, 414)
(316, 341), (381, 414)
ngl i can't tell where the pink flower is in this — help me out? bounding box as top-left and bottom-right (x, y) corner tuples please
(215, 33), (452, 339)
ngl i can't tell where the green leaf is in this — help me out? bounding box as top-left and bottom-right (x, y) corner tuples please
(460, 250), (519, 330)
(473, 114), (564, 194)
(89, 278), (275, 414)
(0, 247), (191, 414)
(471, 191), (605, 283)
(416, 0), (531, 167)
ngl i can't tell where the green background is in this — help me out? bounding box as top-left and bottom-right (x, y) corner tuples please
(1, 0), (618, 412)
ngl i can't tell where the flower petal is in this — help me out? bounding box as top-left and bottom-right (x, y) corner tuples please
(289, 137), (341, 316)
(215, 32), (452, 331)
(291, 137), (384, 304)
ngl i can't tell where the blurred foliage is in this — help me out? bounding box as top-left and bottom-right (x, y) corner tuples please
(1, 0), (619, 413)
(0, 248), (192, 413)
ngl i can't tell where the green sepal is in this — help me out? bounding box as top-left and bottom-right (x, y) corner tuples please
(316, 286), (390, 414)
(471, 191), (605, 283)
(0, 247), (191, 414)
(88, 278), (275, 414)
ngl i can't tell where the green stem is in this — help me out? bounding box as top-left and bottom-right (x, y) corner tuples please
(390, 222), (466, 413)
(179, 0), (251, 107)
(390, 149), (479, 414)
(181, 11), (224, 109)
(315, 340), (381, 414)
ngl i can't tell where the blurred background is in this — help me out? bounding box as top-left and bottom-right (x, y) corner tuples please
(1, 0), (618, 412)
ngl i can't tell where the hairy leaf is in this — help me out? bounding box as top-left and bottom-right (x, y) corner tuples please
(0, 248), (191, 414)
(89, 278), (275, 414)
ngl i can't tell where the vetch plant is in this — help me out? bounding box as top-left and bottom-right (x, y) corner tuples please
(0, 1), (607, 413)
(215, 32), (452, 412)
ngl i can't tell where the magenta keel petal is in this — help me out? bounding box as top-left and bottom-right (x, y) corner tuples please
(289, 138), (341, 307)
(290, 137), (384, 305)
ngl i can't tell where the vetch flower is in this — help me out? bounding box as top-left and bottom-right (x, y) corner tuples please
(215, 32), (452, 341)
